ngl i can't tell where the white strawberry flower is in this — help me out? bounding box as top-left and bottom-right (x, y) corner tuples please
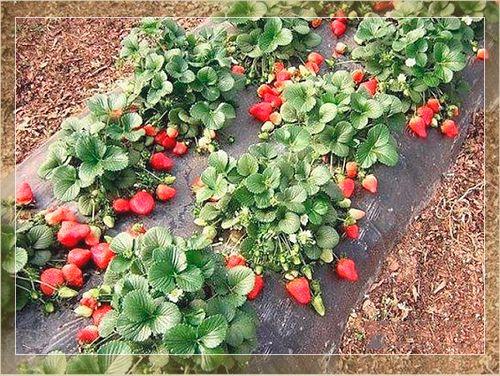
(167, 288), (184, 303)
(397, 73), (407, 82)
(405, 58), (416, 67)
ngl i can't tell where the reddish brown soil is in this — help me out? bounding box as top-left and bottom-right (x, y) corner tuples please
(340, 113), (485, 354)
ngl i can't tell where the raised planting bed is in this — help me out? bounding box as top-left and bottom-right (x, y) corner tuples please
(12, 16), (484, 373)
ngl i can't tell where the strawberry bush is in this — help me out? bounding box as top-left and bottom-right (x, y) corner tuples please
(74, 227), (258, 372)
(351, 18), (478, 105)
(226, 17), (322, 83)
(193, 147), (367, 313)
(38, 92), (177, 228)
(120, 19), (243, 147)
(274, 70), (404, 169)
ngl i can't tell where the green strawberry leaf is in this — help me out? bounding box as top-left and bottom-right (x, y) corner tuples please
(197, 314), (228, 349)
(278, 212), (300, 235)
(356, 124), (399, 169)
(51, 165), (81, 202)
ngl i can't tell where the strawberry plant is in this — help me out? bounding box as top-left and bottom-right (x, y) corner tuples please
(120, 19), (243, 146)
(73, 227), (258, 372)
(38, 92), (176, 227)
(193, 147), (367, 313)
(351, 18), (479, 106)
(274, 70), (403, 169)
(227, 17), (322, 83)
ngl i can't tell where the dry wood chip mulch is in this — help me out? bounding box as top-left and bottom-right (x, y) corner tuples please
(340, 112), (485, 354)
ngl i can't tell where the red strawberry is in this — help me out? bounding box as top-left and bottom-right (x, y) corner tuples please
(307, 52), (325, 66)
(45, 207), (78, 225)
(68, 248), (92, 269)
(345, 162), (358, 178)
(330, 19), (347, 37)
(477, 48), (488, 61)
(90, 243), (116, 269)
(338, 178), (355, 198)
(142, 124), (158, 136)
(92, 304), (113, 326)
(285, 277), (311, 305)
(440, 119), (459, 138)
(360, 78), (378, 96)
(417, 105), (434, 126)
(310, 18), (322, 28)
(112, 198), (130, 214)
(16, 182), (34, 205)
(305, 61), (320, 74)
(57, 221), (91, 248)
(262, 93), (283, 108)
(343, 224), (359, 239)
(275, 69), (291, 82)
(76, 325), (99, 344)
(351, 69), (365, 85)
(426, 98), (441, 114)
(156, 184), (176, 201)
(362, 174), (378, 194)
(162, 136), (177, 150)
(372, 1), (394, 12)
(257, 84), (279, 99)
(84, 226), (101, 247)
(154, 130), (167, 145)
(40, 268), (65, 296)
(150, 152), (174, 171)
(408, 116), (427, 138)
(129, 191), (155, 216)
(226, 254), (246, 268)
(249, 102), (273, 122)
(273, 61), (285, 73)
(173, 141), (188, 156)
(247, 274), (264, 300)
(80, 295), (98, 310)
(231, 65), (245, 74)
(166, 127), (179, 139)
(335, 258), (359, 282)
(62, 264), (84, 288)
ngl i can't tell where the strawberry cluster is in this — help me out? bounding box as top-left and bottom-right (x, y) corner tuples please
(39, 206), (116, 300)
(408, 98), (460, 139)
(75, 289), (113, 345)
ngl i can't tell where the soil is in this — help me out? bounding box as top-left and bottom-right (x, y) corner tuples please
(13, 18), (486, 356)
(340, 112), (485, 354)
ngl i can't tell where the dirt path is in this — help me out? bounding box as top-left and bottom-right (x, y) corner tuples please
(14, 18), (485, 355)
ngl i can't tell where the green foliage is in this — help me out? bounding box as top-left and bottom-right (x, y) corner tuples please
(120, 19), (243, 140)
(352, 18), (479, 106)
(275, 70), (402, 169)
(96, 227), (257, 372)
(194, 148), (346, 280)
(227, 17), (321, 82)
